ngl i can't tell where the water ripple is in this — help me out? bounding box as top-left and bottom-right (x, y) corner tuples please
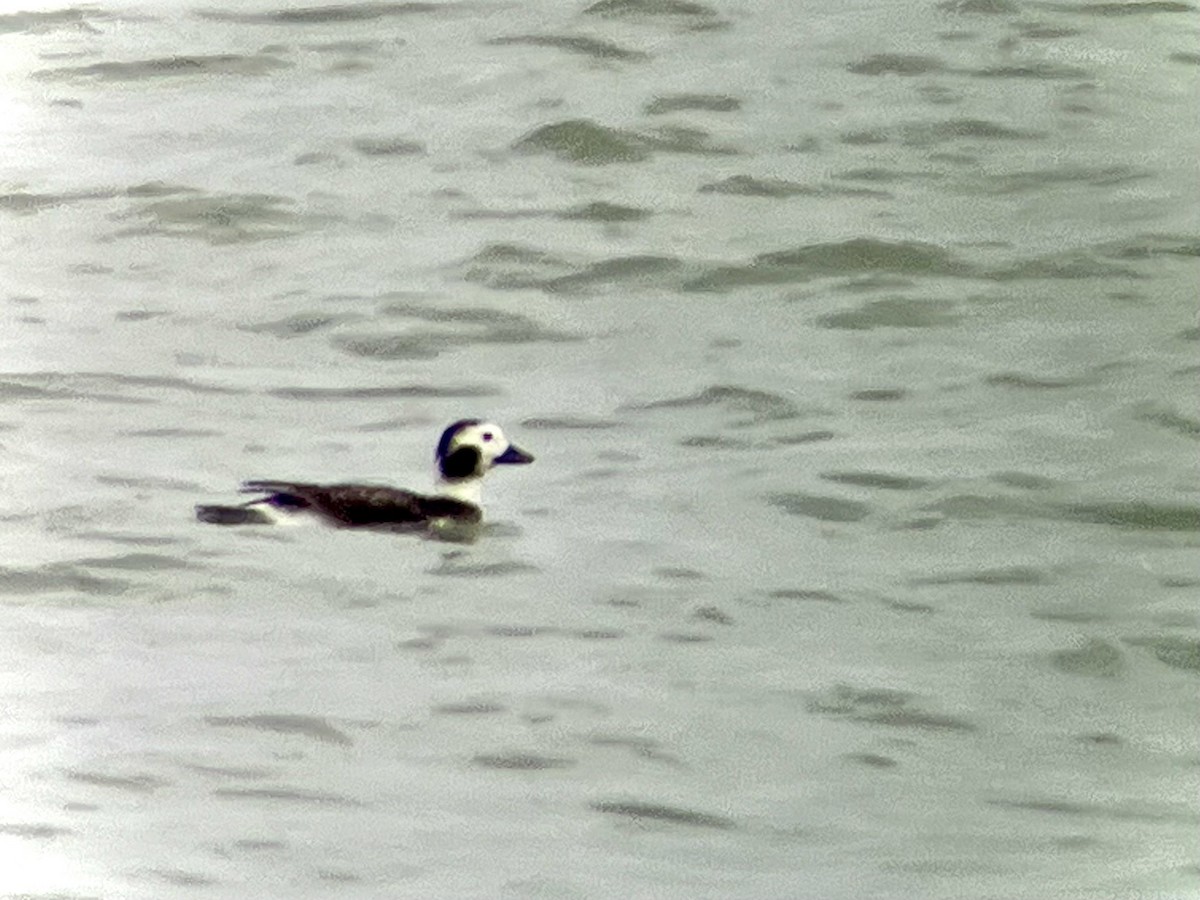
(35, 53), (290, 81)
(206, 714), (354, 746)
(268, 383), (498, 400)
(913, 566), (1051, 586)
(113, 191), (331, 244)
(67, 770), (169, 793)
(807, 685), (977, 733)
(699, 175), (889, 199)
(0, 822), (73, 838)
(557, 201), (652, 222)
(0, 8), (112, 33)
(819, 471), (935, 491)
(684, 238), (975, 291)
(1050, 638), (1126, 677)
(987, 795), (1200, 825)
(514, 119), (736, 164)
(1122, 636), (1200, 673)
(970, 61), (1092, 80)
(590, 799), (735, 829)
(214, 786), (365, 806)
(847, 54), (946, 76)
(196, 3), (442, 25)
(644, 93), (741, 113)
(628, 384), (799, 424)
(0, 563), (131, 597)
(472, 753), (576, 770)
(489, 34), (648, 62)
(816, 297), (960, 330)
(1046, 1), (1196, 16)
(583, 0), (728, 30)
(767, 492), (872, 522)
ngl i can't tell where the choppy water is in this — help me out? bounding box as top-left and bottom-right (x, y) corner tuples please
(2, 1), (1199, 897)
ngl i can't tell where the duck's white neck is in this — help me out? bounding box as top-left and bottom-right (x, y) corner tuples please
(435, 476), (483, 507)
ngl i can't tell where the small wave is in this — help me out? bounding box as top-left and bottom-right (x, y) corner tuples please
(0, 8), (112, 35)
(351, 136), (425, 156)
(1050, 638), (1126, 677)
(583, 0), (728, 30)
(1097, 233), (1200, 259)
(987, 250), (1145, 280)
(899, 118), (1046, 145)
(685, 238), (974, 291)
(428, 558), (540, 577)
(1122, 636), (1200, 673)
(698, 175), (888, 199)
(816, 297), (959, 330)
(0, 563), (131, 597)
(514, 119), (650, 164)
(214, 786), (364, 806)
(0, 189), (119, 215)
(970, 61), (1092, 80)
(489, 34), (648, 61)
(1046, 1), (1196, 16)
(0, 822), (73, 839)
(987, 795), (1200, 825)
(514, 118), (736, 165)
(629, 384), (799, 424)
(644, 93), (741, 114)
(520, 417), (620, 430)
(0, 373), (243, 409)
(334, 303), (577, 360)
(590, 799), (735, 829)
(462, 242), (579, 290)
(971, 166), (1153, 197)
(936, 0), (1021, 13)
(242, 312), (358, 338)
(767, 492), (872, 522)
(807, 684), (977, 733)
(1133, 404), (1200, 439)
(990, 471), (1058, 490)
(196, 3), (441, 25)
(912, 566), (1052, 586)
(849, 388), (906, 401)
(769, 588), (845, 603)
(432, 700), (506, 715)
(847, 54), (946, 76)
(1052, 501), (1200, 531)
(819, 471), (935, 491)
(77, 553), (193, 571)
(206, 714), (354, 745)
(556, 201), (651, 222)
(268, 383), (498, 400)
(462, 244), (684, 293)
(67, 770), (169, 792)
(985, 371), (1093, 390)
(112, 191), (328, 244)
(472, 753), (576, 770)
(541, 255), (683, 292)
(35, 53), (290, 82)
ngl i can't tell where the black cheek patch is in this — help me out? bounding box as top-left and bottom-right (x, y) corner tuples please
(440, 446), (481, 480)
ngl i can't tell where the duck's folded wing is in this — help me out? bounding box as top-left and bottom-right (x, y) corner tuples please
(240, 481), (478, 526)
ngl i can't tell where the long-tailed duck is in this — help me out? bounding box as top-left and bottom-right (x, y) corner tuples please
(195, 419), (533, 530)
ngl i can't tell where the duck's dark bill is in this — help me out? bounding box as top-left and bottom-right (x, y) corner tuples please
(494, 444), (534, 465)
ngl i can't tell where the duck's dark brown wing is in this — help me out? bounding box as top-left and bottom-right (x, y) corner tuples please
(239, 481), (480, 527)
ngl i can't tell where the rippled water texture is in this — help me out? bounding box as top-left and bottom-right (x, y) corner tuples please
(2, 1), (1198, 897)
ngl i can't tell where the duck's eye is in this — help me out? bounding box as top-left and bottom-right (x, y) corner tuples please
(482, 432), (494, 442)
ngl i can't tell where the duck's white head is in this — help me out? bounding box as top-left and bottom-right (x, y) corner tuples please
(434, 419), (534, 506)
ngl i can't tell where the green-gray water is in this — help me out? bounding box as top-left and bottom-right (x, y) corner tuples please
(2, 1), (1198, 897)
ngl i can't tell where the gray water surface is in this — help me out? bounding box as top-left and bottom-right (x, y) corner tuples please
(2, 1), (1198, 898)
